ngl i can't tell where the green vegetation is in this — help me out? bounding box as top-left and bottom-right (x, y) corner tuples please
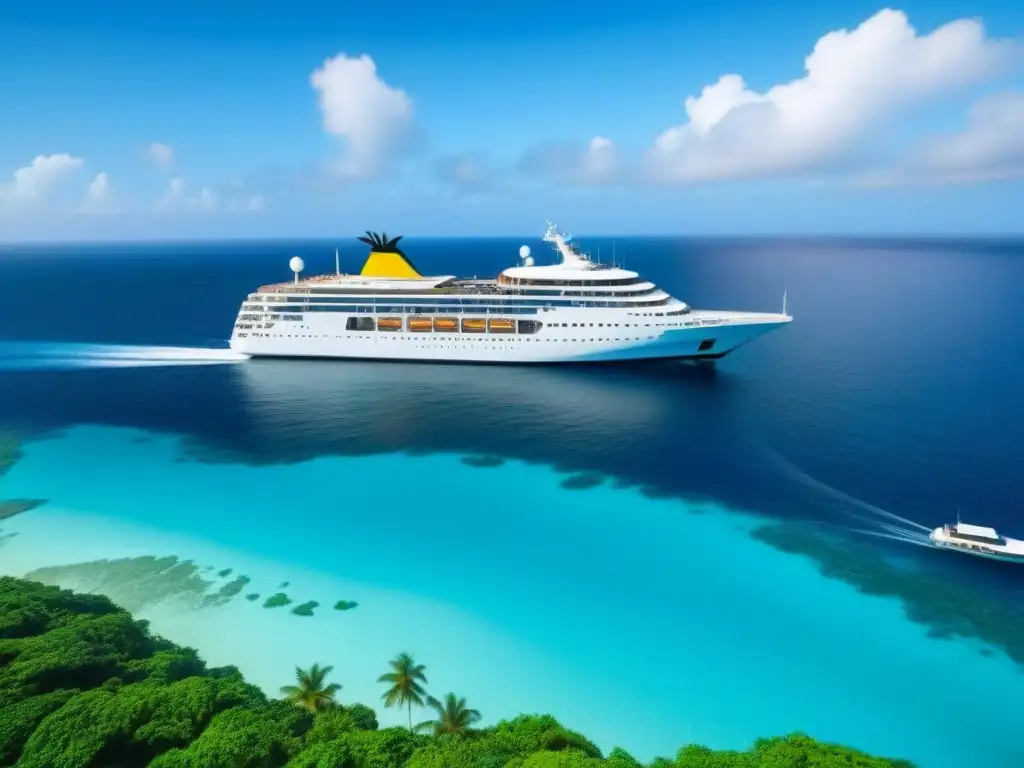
(333, 599), (358, 611)
(280, 663), (341, 713)
(245, 593), (261, 602)
(291, 601), (319, 617)
(378, 652), (428, 733)
(263, 592), (293, 609)
(217, 568), (233, 578)
(0, 576), (915, 767)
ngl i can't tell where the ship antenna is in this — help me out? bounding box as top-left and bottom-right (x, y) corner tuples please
(782, 289), (788, 317)
(335, 247), (340, 276)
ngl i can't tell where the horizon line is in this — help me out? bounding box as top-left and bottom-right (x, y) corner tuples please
(3, 232), (1024, 248)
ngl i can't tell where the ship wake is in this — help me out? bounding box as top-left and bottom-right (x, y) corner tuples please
(762, 444), (933, 547)
(0, 342), (248, 371)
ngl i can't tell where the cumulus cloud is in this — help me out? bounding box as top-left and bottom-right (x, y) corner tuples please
(1, 154), (84, 204)
(647, 9), (1018, 182)
(861, 91), (1024, 185)
(157, 177), (216, 212)
(149, 142), (174, 168)
(228, 194), (267, 213)
(310, 53), (414, 176)
(518, 136), (621, 185)
(157, 177), (266, 214)
(78, 172), (116, 214)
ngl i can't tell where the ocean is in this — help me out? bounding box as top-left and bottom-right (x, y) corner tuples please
(1, 235), (1023, 767)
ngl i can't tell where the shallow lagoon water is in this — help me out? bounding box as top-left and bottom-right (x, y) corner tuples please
(3, 425), (1023, 767)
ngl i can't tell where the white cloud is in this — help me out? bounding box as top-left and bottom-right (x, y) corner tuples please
(78, 172), (116, 214)
(149, 142), (174, 169)
(2, 154), (84, 204)
(157, 177), (217, 213)
(86, 172), (109, 203)
(861, 91), (1024, 185)
(229, 194), (266, 213)
(518, 135), (622, 185)
(435, 153), (500, 197)
(310, 53), (414, 176)
(158, 177), (266, 214)
(647, 9), (1018, 182)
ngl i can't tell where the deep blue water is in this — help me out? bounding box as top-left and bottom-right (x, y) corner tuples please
(3, 236), (1022, 533)
(2, 235), (1024, 764)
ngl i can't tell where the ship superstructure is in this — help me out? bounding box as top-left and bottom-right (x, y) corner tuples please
(229, 223), (792, 364)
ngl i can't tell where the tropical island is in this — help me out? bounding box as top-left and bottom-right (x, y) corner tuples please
(0, 576), (915, 767)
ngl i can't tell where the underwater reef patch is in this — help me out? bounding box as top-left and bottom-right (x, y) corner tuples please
(291, 600), (319, 617)
(25, 555), (248, 614)
(0, 433), (25, 477)
(752, 522), (1024, 666)
(263, 592), (292, 609)
(560, 472), (605, 491)
(460, 455), (505, 468)
(0, 499), (47, 520)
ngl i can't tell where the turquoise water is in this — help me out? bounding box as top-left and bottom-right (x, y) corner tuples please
(3, 424), (1022, 766)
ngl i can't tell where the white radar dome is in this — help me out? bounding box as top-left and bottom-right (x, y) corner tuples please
(289, 256), (305, 273)
(519, 245), (531, 259)
(523, 256), (535, 266)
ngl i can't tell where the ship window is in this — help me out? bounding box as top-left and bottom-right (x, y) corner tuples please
(698, 339), (717, 352)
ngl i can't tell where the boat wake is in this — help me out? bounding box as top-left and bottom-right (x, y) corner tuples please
(762, 445), (932, 546)
(0, 342), (248, 371)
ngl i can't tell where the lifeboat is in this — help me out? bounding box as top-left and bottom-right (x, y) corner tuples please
(408, 317), (433, 332)
(461, 318), (486, 333)
(433, 317), (458, 332)
(378, 317), (402, 331)
(487, 318), (515, 333)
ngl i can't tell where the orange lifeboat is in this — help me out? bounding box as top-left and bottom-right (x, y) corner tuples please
(433, 317), (458, 332)
(378, 317), (402, 331)
(461, 318), (486, 333)
(487, 318), (515, 333)
(408, 317), (433, 332)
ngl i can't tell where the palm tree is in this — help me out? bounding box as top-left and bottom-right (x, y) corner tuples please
(280, 663), (341, 713)
(415, 693), (481, 737)
(378, 652), (428, 732)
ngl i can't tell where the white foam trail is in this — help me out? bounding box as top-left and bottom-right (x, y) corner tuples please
(0, 341), (248, 371)
(764, 446), (930, 533)
(877, 521), (930, 541)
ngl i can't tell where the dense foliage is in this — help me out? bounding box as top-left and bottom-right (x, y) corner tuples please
(0, 576), (916, 767)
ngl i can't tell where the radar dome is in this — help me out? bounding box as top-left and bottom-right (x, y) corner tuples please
(519, 245), (531, 259)
(523, 256), (535, 266)
(289, 256), (305, 273)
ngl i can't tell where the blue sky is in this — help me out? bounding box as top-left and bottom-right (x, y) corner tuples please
(1, 0), (1022, 239)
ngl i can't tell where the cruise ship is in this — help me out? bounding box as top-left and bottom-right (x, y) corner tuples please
(229, 223), (793, 364)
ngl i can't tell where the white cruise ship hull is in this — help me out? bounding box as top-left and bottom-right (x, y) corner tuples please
(230, 310), (791, 364)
